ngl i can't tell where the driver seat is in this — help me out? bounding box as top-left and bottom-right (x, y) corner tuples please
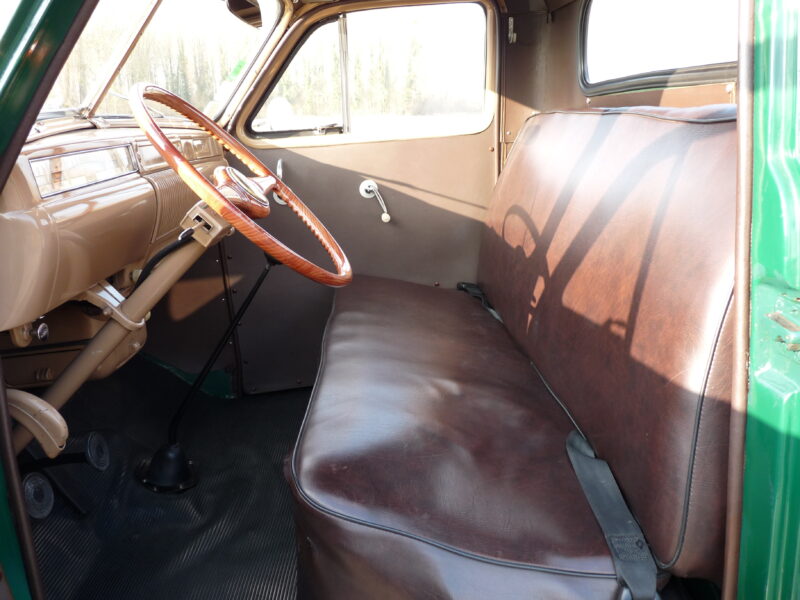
(288, 106), (736, 598)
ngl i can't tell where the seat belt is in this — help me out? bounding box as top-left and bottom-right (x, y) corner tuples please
(566, 431), (658, 600)
(456, 282), (502, 322)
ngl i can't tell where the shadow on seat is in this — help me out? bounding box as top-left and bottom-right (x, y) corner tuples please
(288, 106), (736, 599)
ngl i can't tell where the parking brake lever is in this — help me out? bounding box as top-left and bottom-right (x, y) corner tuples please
(359, 179), (392, 223)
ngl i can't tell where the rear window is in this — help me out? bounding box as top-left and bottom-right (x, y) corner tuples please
(582, 0), (738, 93)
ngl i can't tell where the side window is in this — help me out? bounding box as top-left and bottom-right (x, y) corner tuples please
(582, 0), (737, 93)
(251, 2), (488, 139)
(253, 21), (343, 134)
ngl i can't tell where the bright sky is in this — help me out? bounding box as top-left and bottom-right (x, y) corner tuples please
(0, 1), (21, 36)
(2, 0), (739, 108)
(586, 0), (738, 82)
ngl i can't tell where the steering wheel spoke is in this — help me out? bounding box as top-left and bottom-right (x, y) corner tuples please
(129, 83), (353, 287)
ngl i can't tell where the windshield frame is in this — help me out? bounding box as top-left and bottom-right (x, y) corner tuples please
(81, 0), (161, 119)
(31, 0), (284, 138)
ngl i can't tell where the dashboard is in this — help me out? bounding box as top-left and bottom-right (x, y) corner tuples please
(0, 126), (227, 386)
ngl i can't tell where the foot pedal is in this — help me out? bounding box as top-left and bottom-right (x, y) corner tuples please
(21, 431), (113, 515)
(66, 431), (110, 472)
(23, 472), (54, 519)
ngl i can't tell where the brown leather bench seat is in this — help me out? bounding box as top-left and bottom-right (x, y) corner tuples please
(289, 106), (736, 599)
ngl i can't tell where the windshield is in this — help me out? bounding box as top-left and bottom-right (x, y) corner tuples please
(0, 1), (21, 35)
(41, 0), (279, 119)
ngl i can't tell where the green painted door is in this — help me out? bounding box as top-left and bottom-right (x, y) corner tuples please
(740, 0), (800, 597)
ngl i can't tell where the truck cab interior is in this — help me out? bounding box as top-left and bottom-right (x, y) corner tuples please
(0, 0), (746, 599)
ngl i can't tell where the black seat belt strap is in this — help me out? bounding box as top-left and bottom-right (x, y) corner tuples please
(566, 431), (658, 600)
(456, 282), (502, 322)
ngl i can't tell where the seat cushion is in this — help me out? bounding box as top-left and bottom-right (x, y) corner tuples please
(289, 275), (622, 599)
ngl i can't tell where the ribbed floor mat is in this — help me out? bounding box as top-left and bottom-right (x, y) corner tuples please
(29, 357), (308, 600)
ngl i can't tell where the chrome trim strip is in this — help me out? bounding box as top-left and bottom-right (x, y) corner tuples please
(29, 143), (138, 198)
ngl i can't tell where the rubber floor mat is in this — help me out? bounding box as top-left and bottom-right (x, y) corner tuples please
(29, 357), (308, 600)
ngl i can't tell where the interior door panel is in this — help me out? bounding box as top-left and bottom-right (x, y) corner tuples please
(226, 125), (498, 392)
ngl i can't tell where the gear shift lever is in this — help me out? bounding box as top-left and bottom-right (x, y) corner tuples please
(136, 253), (277, 492)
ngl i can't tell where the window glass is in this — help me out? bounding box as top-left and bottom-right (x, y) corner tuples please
(97, 0), (276, 116)
(585, 0), (737, 84)
(252, 2), (488, 137)
(41, 0), (151, 115)
(346, 4), (486, 136)
(252, 21), (343, 133)
(0, 1), (22, 38)
(42, 0), (279, 118)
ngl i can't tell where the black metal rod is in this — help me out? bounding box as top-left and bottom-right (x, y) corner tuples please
(134, 228), (194, 291)
(168, 255), (273, 443)
(18, 451), (92, 474)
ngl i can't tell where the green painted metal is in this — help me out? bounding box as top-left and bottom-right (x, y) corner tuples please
(143, 354), (236, 399)
(0, 460), (31, 600)
(739, 0), (800, 597)
(0, 2), (89, 598)
(0, 0), (86, 157)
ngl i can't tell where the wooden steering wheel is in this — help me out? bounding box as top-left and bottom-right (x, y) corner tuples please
(129, 83), (352, 287)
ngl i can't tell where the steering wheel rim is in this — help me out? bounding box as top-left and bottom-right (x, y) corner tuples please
(129, 83), (353, 287)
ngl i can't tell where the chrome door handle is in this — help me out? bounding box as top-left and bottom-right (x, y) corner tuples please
(272, 158), (286, 205)
(359, 179), (391, 223)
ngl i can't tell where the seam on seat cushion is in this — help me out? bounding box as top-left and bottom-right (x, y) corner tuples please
(656, 288), (734, 570)
(527, 107), (737, 127)
(290, 472), (617, 579)
(289, 288), (617, 580)
(529, 359), (586, 439)
(518, 286), (734, 571)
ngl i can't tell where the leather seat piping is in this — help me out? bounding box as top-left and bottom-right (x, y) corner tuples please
(526, 289), (734, 570)
(497, 108), (736, 571)
(658, 290), (734, 569)
(528, 108), (737, 126)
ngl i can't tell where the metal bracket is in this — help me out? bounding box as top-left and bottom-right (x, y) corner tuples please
(768, 311), (800, 351)
(77, 281), (145, 331)
(508, 16), (517, 44)
(180, 201), (234, 247)
(272, 158), (287, 205)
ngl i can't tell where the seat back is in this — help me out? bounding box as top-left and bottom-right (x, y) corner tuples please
(478, 106), (735, 581)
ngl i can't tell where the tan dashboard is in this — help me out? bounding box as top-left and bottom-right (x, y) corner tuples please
(0, 126), (227, 386)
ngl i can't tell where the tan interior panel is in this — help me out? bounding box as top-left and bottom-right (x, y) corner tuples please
(224, 0), (501, 393)
(0, 127), (224, 330)
(226, 125), (498, 392)
(0, 126), (231, 387)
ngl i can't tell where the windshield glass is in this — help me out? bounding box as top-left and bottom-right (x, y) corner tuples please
(0, 1), (22, 36)
(41, 0), (279, 119)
